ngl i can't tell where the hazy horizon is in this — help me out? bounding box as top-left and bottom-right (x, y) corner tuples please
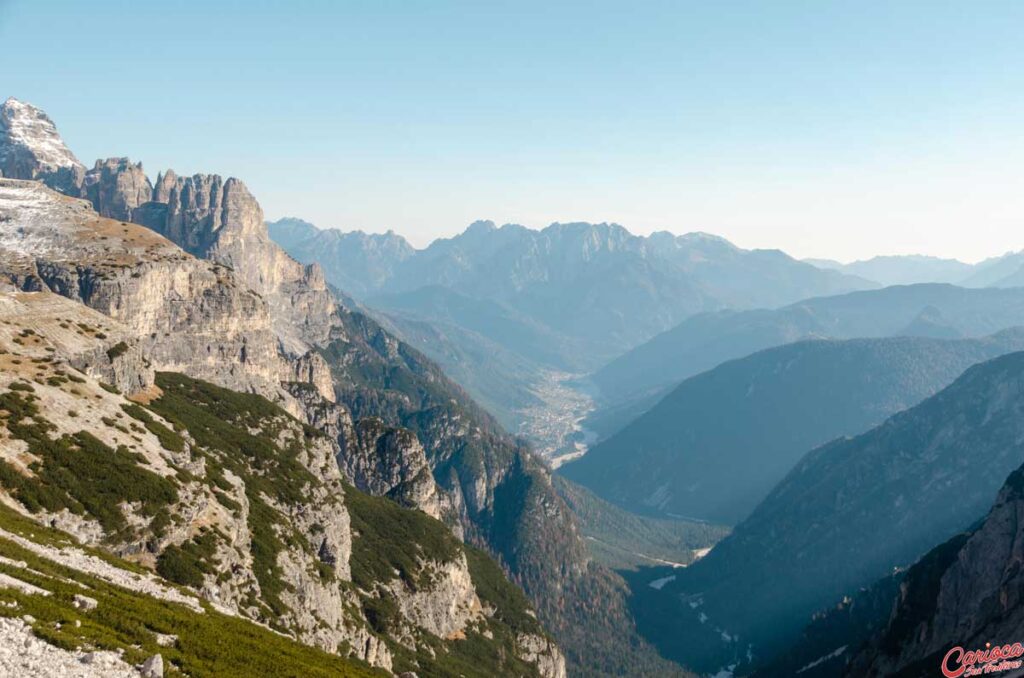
(4, 0), (1024, 262)
(270, 214), (1021, 267)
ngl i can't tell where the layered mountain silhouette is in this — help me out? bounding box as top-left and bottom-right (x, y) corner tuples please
(590, 283), (1024, 441)
(640, 351), (1024, 672)
(562, 330), (1024, 524)
(806, 251), (1024, 287)
(269, 216), (873, 453)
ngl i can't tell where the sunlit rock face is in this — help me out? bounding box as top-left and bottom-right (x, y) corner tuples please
(0, 97), (85, 194)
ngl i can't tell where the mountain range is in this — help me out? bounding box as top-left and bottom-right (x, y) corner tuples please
(562, 330), (1024, 524)
(806, 251), (1024, 288)
(588, 283), (1024, 442)
(268, 216), (874, 456)
(639, 350), (1024, 673)
(0, 96), (695, 677)
(7, 92), (1024, 678)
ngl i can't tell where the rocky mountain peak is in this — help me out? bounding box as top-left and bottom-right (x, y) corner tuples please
(149, 172), (267, 256)
(465, 219), (497, 233)
(82, 157), (153, 223)
(0, 97), (84, 193)
(152, 168), (178, 202)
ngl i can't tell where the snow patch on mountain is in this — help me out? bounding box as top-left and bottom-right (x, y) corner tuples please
(0, 97), (83, 173)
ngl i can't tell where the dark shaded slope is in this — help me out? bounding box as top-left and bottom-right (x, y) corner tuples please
(564, 330), (1024, 524)
(645, 352), (1024, 672)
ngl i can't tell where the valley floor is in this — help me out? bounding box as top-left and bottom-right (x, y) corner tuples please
(514, 370), (598, 467)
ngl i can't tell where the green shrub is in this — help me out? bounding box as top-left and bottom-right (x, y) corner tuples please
(120, 403), (185, 452)
(0, 515), (378, 677)
(156, 530), (220, 588)
(345, 483), (460, 590)
(0, 390), (178, 537)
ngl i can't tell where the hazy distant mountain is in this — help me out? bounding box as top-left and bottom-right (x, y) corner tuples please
(271, 217), (874, 454)
(806, 254), (974, 286)
(988, 260), (1024, 288)
(366, 284), (595, 440)
(958, 250), (1024, 287)
(807, 252), (1024, 291)
(643, 351), (1024, 672)
(274, 219), (873, 365)
(369, 284), (588, 371)
(370, 304), (551, 431)
(590, 284), (1024, 429)
(562, 330), (1024, 525)
(267, 217), (416, 297)
(802, 257), (844, 269)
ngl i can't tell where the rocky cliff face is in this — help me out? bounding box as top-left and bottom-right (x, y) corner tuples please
(0, 179), (286, 400)
(82, 158), (152, 223)
(140, 169), (337, 354)
(342, 418), (444, 519)
(849, 463), (1024, 676)
(0, 97), (84, 194)
(283, 381), (446, 520)
(0, 303), (564, 676)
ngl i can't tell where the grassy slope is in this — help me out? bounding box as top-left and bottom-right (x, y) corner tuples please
(0, 503), (381, 678)
(0, 371), (555, 678)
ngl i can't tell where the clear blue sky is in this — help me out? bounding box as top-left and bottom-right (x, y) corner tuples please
(2, 0), (1024, 261)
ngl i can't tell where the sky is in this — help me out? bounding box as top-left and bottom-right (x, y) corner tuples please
(2, 0), (1024, 262)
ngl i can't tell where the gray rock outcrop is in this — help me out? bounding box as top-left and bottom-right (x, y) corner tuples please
(342, 418), (443, 519)
(141, 170), (337, 354)
(0, 97), (85, 195)
(850, 465), (1024, 676)
(0, 179), (285, 399)
(82, 158), (152, 223)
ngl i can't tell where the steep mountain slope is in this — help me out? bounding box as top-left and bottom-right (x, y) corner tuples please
(312, 305), (688, 676)
(371, 307), (551, 433)
(0, 291), (562, 675)
(0, 178), (287, 400)
(849, 462), (1024, 677)
(645, 351), (1024, 672)
(0, 97), (84, 194)
(591, 283), (1024, 435)
(1, 96), (688, 676)
(367, 284), (593, 445)
(752, 573), (904, 677)
(563, 331), (1024, 524)
(0, 502), (379, 678)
